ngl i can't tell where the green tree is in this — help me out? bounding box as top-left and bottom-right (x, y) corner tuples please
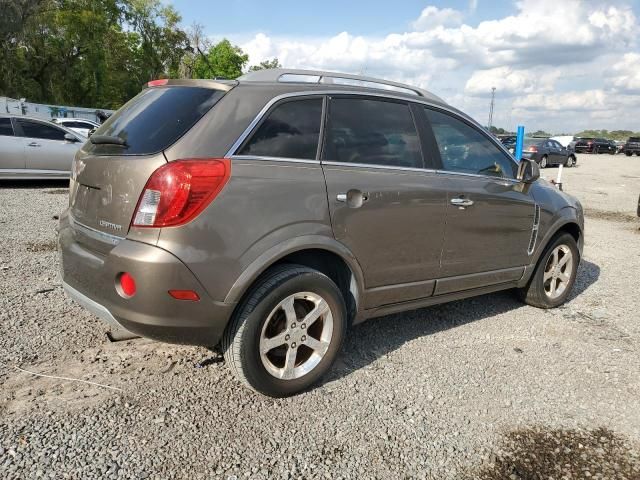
(249, 58), (282, 71)
(192, 39), (248, 79)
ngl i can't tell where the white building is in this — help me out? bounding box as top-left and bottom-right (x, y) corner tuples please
(1, 96), (114, 123)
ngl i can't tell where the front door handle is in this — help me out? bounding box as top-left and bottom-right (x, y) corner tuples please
(450, 197), (474, 208)
(337, 189), (369, 208)
(27, 142), (41, 147)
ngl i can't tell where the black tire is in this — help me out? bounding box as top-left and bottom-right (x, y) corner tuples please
(222, 264), (347, 397)
(636, 152), (640, 156)
(517, 233), (579, 309)
(540, 155), (548, 168)
(625, 151), (632, 157)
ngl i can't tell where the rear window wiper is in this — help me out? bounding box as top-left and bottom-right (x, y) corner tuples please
(90, 135), (128, 147)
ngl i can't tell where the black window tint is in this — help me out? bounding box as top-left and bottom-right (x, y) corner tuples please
(88, 86), (225, 155)
(17, 120), (66, 141)
(424, 108), (517, 179)
(0, 118), (13, 136)
(324, 98), (422, 168)
(239, 98), (322, 159)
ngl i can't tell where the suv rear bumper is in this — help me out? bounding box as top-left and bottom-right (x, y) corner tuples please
(58, 214), (234, 346)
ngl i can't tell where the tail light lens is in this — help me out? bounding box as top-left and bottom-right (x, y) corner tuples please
(147, 79), (168, 87)
(132, 159), (231, 228)
(527, 146), (538, 152)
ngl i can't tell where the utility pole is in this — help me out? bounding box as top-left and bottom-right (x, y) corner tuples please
(488, 86), (496, 130)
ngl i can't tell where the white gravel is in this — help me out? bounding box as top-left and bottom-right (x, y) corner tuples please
(1, 154), (639, 479)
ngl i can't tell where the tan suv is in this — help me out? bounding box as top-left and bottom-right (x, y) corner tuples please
(59, 69), (584, 396)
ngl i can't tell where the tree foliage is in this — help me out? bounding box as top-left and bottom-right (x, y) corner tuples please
(0, 2), (253, 109)
(249, 58), (282, 71)
(574, 129), (640, 141)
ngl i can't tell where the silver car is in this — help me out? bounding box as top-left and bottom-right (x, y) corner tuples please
(0, 115), (84, 179)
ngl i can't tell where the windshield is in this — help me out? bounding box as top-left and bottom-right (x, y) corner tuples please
(86, 86), (225, 155)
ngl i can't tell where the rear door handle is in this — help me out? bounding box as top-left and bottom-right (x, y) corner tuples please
(450, 198), (474, 208)
(27, 142), (41, 147)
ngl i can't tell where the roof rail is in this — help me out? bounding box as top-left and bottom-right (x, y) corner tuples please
(238, 68), (445, 103)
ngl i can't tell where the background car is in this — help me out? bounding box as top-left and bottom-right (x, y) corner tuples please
(52, 118), (99, 137)
(521, 138), (577, 168)
(615, 140), (626, 154)
(498, 134), (517, 151)
(550, 135), (577, 148)
(623, 137), (640, 156)
(570, 137), (616, 154)
(0, 114), (84, 179)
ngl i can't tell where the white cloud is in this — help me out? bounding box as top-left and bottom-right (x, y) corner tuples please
(411, 6), (463, 30)
(236, 1), (640, 132)
(607, 53), (640, 93)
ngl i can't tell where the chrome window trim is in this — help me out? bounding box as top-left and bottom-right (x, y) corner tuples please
(434, 169), (520, 183)
(231, 154), (320, 165)
(225, 89), (520, 180)
(322, 160), (437, 174)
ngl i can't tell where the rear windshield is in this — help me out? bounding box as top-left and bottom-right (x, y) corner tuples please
(629, 137), (640, 142)
(86, 86), (225, 155)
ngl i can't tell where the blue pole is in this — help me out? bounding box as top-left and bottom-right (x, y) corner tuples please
(515, 125), (525, 161)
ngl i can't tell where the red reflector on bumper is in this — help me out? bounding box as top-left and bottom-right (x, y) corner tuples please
(168, 290), (200, 301)
(118, 272), (136, 298)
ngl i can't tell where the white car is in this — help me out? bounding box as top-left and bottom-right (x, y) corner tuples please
(0, 115), (84, 179)
(52, 118), (99, 137)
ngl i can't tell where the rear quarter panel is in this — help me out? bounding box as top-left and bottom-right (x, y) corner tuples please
(156, 158), (334, 302)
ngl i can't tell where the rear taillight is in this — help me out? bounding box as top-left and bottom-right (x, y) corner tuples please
(527, 146), (538, 152)
(587, 141), (593, 145)
(132, 159), (231, 228)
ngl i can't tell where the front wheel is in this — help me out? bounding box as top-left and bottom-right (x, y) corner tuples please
(625, 151), (632, 157)
(565, 155), (575, 167)
(517, 233), (579, 308)
(222, 264), (347, 397)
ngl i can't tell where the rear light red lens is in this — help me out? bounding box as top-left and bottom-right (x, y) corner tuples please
(527, 146), (538, 152)
(147, 79), (168, 87)
(168, 290), (200, 301)
(118, 272), (136, 297)
(132, 159), (231, 228)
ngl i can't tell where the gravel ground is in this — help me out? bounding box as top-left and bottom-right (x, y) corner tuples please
(1, 154), (639, 479)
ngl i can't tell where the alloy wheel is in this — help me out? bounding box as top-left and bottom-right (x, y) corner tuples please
(543, 245), (573, 299)
(259, 292), (333, 380)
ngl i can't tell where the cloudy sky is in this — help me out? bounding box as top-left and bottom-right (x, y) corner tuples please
(171, 0), (640, 133)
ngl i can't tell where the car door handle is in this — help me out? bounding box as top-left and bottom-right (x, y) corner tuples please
(27, 142), (41, 147)
(450, 198), (474, 208)
(337, 190), (369, 208)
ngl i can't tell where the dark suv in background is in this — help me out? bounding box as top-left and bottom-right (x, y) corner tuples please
(59, 69), (584, 396)
(570, 137), (616, 154)
(623, 137), (640, 156)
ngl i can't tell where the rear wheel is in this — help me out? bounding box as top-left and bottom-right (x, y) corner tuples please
(626, 151), (632, 157)
(222, 264), (347, 397)
(540, 155), (548, 168)
(517, 233), (579, 309)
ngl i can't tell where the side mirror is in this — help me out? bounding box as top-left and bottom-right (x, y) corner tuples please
(518, 158), (540, 184)
(64, 133), (79, 143)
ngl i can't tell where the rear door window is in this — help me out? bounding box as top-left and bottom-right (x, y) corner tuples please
(425, 108), (517, 179)
(87, 86), (226, 155)
(239, 98), (322, 160)
(323, 97), (423, 168)
(0, 118), (14, 136)
(16, 119), (67, 141)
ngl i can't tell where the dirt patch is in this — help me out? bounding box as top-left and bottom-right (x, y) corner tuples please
(585, 208), (638, 223)
(25, 241), (57, 252)
(474, 427), (640, 480)
(45, 189), (69, 195)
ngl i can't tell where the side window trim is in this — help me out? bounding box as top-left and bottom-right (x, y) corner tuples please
(0, 117), (15, 136)
(321, 94), (427, 170)
(422, 106), (520, 181)
(234, 94), (326, 161)
(15, 119), (66, 141)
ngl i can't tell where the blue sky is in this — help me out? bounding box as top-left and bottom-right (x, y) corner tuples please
(167, 0), (640, 133)
(170, 0), (509, 37)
